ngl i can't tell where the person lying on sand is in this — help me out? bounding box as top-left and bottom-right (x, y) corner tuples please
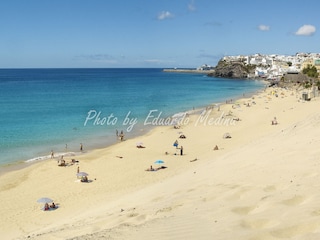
(145, 165), (167, 171)
(145, 165), (157, 171)
(71, 159), (79, 163)
(158, 166), (167, 169)
(136, 145), (145, 148)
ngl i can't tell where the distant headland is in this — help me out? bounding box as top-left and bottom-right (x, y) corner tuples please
(163, 52), (320, 81)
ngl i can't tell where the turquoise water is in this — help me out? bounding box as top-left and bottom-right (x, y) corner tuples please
(0, 68), (265, 166)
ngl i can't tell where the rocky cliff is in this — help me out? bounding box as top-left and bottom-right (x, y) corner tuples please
(208, 60), (252, 79)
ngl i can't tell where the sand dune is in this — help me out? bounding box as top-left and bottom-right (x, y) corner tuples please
(2, 86), (320, 240)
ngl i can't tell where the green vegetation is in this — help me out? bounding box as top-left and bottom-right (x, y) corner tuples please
(303, 81), (312, 89)
(302, 64), (319, 78)
(217, 59), (228, 67)
(243, 64), (256, 73)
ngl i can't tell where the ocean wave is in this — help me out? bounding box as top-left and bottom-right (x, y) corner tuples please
(25, 152), (76, 163)
(1, 68), (265, 166)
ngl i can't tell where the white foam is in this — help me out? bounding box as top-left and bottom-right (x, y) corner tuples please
(25, 152), (76, 163)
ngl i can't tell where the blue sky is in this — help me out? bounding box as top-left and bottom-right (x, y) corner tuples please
(0, 0), (319, 68)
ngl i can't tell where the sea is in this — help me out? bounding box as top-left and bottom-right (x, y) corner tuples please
(0, 68), (266, 167)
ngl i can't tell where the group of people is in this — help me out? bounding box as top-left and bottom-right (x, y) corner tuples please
(116, 129), (125, 141)
(51, 143), (84, 160)
(145, 165), (167, 172)
(173, 140), (184, 156)
(77, 166), (89, 182)
(146, 165), (156, 171)
(44, 202), (56, 211)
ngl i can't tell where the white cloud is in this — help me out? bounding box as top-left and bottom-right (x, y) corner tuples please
(295, 24), (316, 36)
(258, 25), (270, 31)
(157, 11), (174, 20)
(188, 0), (196, 11)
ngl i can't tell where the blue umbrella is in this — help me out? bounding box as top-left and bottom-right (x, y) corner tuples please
(154, 160), (164, 164)
(37, 197), (53, 203)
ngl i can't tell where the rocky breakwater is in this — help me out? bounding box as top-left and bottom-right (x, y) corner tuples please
(208, 60), (254, 79)
(163, 68), (215, 74)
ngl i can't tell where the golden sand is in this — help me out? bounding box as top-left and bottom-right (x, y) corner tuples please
(2, 86), (320, 239)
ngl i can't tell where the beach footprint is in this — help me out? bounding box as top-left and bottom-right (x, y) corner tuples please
(240, 218), (279, 230)
(232, 206), (256, 215)
(232, 202), (267, 216)
(271, 222), (320, 239)
(156, 206), (173, 215)
(263, 185), (277, 192)
(311, 209), (320, 216)
(225, 185), (253, 201)
(281, 195), (307, 206)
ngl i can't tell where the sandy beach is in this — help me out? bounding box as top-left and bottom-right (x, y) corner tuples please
(2, 85), (320, 240)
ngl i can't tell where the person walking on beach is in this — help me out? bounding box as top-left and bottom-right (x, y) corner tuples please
(51, 150), (54, 159)
(119, 130), (124, 141)
(180, 146), (183, 156)
(173, 140), (179, 148)
(80, 143), (83, 152)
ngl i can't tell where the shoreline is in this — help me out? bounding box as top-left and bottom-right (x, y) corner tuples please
(4, 83), (314, 239)
(0, 81), (266, 177)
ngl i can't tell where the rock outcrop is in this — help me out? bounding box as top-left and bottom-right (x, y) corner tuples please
(208, 60), (252, 79)
(282, 72), (310, 83)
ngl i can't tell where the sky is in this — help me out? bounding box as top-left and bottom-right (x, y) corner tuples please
(0, 0), (319, 68)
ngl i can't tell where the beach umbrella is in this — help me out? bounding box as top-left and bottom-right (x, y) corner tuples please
(77, 172), (89, 177)
(223, 132), (232, 139)
(37, 197), (53, 204)
(136, 142), (145, 148)
(154, 160), (164, 165)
